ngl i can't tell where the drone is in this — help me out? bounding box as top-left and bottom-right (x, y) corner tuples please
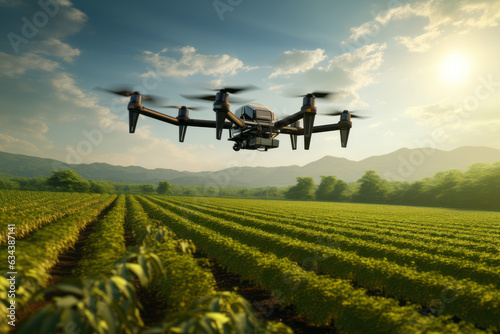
(96, 86), (365, 151)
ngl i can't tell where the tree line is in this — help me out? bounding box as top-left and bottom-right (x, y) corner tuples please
(0, 161), (498, 210)
(0, 170), (285, 198)
(286, 162), (500, 210)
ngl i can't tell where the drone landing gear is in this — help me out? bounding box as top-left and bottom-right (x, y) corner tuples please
(233, 143), (241, 151)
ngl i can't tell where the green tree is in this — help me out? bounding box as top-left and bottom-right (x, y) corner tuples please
(139, 184), (155, 193)
(436, 170), (464, 205)
(353, 170), (390, 203)
(46, 170), (90, 192)
(316, 176), (337, 201)
(0, 176), (20, 190)
(332, 179), (352, 201)
(157, 181), (172, 195)
(286, 177), (316, 200)
(88, 180), (115, 194)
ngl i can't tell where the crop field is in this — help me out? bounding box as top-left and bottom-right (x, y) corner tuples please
(1, 189), (500, 333)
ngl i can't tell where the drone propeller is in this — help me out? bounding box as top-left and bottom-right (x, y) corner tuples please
(160, 105), (202, 111)
(322, 110), (370, 119)
(180, 94), (252, 104)
(181, 85), (258, 103)
(180, 94), (216, 102)
(94, 86), (166, 105)
(292, 91), (339, 99)
(208, 85), (259, 94)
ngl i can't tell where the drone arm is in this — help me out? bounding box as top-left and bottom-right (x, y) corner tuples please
(311, 123), (341, 133)
(186, 119), (233, 129)
(225, 111), (245, 128)
(279, 126), (303, 135)
(313, 122), (352, 148)
(274, 111), (304, 129)
(279, 123), (347, 134)
(136, 107), (180, 125)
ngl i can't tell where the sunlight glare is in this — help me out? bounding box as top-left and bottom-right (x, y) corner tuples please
(440, 53), (471, 84)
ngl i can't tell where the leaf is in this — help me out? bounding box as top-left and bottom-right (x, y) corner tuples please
(125, 263), (149, 287)
(98, 301), (117, 334)
(54, 295), (79, 308)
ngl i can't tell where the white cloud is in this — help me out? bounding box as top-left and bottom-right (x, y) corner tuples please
(395, 29), (441, 53)
(321, 43), (387, 106)
(0, 133), (40, 154)
(274, 43), (387, 107)
(51, 72), (116, 125)
(404, 99), (461, 126)
(33, 38), (81, 63)
(208, 79), (225, 88)
(368, 122), (383, 128)
(456, 1), (500, 28)
(345, 2), (426, 44)
(0, 52), (60, 77)
(269, 49), (327, 78)
(0, 0), (23, 6)
(51, 73), (99, 109)
(23, 118), (51, 143)
(38, 0), (88, 39)
(268, 83), (294, 95)
(344, 0), (500, 53)
(140, 46), (246, 77)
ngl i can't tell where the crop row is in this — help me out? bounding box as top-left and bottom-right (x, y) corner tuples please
(175, 197), (499, 265)
(227, 198), (500, 235)
(0, 190), (60, 212)
(164, 196), (500, 284)
(0, 194), (116, 305)
(0, 190), (88, 215)
(126, 195), (215, 313)
(0, 193), (104, 245)
(146, 196), (500, 329)
(185, 197), (500, 252)
(135, 196), (487, 334)
(200, 197), (500, 242)
(73, 195), (127, 277)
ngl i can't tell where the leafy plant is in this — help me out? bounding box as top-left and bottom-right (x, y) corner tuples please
(144, 292), (293, 334)
(17, 246), (164, 334)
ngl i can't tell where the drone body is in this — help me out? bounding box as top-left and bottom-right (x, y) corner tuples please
(100, 87), (357, 152)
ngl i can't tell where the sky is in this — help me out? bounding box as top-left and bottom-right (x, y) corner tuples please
(0, 0), (499, 172)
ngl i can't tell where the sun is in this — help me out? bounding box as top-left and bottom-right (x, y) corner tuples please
(440, 53), (471, 84)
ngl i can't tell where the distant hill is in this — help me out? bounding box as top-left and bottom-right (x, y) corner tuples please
(1, 146), (500, 187)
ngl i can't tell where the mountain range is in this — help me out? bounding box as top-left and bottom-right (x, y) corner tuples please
(1, 146), (500, 187)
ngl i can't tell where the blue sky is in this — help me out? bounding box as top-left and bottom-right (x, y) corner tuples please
(1, 0), (499, 172)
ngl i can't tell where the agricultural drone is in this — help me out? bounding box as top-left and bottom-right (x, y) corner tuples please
(96, 86), (366, 151)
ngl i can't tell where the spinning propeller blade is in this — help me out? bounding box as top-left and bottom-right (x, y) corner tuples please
(208, 85), (259, 94)
(94, 85), (166, 105)
(160, 105), (202, 111)
(181, 85), (258, 103)
(322, 110), (369, 119)
(291, 91), (339, 99)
